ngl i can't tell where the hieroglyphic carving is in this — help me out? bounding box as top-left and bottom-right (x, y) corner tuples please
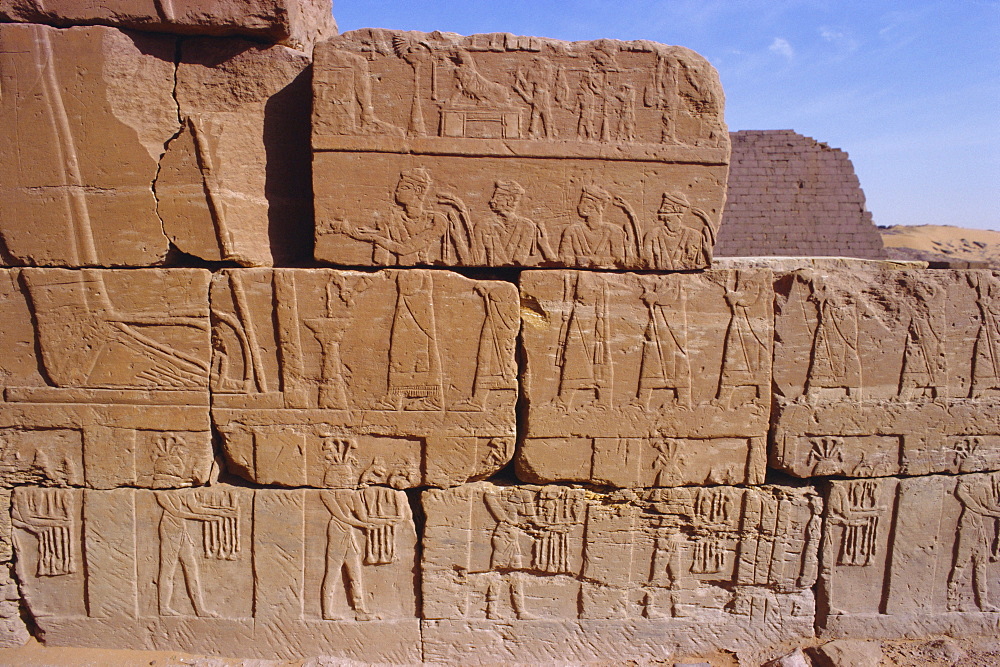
(0, 269), (213, 489)
(314, 31), (728, 269)
(819, 473), (1000, 639)
(12, 486), (420, 661)
(520, 270), (772, 487)
(211, 269), (517, 488)
(422, 482), (820, 662)
(772, 268), (1000, 479)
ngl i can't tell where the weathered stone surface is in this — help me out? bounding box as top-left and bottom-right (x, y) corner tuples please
(0, 24), (178, 266)
(12, 485), (418, 660)
(518, 269), (772, 487)
(0, 0), (337, 50)
(819, 473), (1000, 639)
(809, 639), (882, 667)
(0, 564), (28, 648)
(211, 269), (517, 488)
(421, 482), (821, 662)
(162, 38), (314, 266)
(0, 269), (213, 488)
(313, 30), (728, 269)
(772, 269), (1000, 478)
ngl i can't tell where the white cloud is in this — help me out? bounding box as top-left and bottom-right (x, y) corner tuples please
(819, 26), (859, 58)
(769, 37), (794, 60)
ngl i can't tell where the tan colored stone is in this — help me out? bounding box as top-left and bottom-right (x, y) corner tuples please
(11, 485), (419, 660)
(0, 24), (178, 266)
(0, 269), (213, 488)
(809, 639), (882, 667)
(210, 269), (517, 488)
(518, 269), (772, 487)
(0, 0), (336, 50)
(772, 269), (1000, 478)
(421, 482), (821, 662)
(0, 564), (28, 648)
(161, 38), (313, 266)
(313, 30), (728, 269)
(819, 473), (1000, 639)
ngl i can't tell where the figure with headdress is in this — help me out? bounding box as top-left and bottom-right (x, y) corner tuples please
(558, 186), (628, 267)
(640, 192), (713, 269)
(473, 180), (555, 265)
(948, 472), (1000, 612)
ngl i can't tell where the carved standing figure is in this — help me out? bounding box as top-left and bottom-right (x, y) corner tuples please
(805, 277), (862, 401)
(483, 486), (538, 620)
(899, 280), (948, 400)
(553, 273), (613, 410)
(970, 273), (1000, 398)
(716, 274), (769, 408)
(558, 186), (628, 267)
(377, 272), (444, 411)
(455, 283), (518, 411)
(513, 57), (556, 139)
(827, 480), (882, 567)
(633, 277), (691, 409)
(948, 473), (1000, 612)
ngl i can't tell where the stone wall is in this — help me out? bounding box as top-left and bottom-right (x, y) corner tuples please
(1, 6), (998, 666)
(715, 130), (888, 259)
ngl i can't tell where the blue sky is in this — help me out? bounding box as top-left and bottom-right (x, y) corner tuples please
(333, 1), (999, 230)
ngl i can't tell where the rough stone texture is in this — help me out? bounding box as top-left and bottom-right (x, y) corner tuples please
(772, 268), (1000, 479)
(0, 0), (337, 50)
(518, 269), (772, 487)
(0, 564), (28, 648)
(0, 24), (315, 268)
(715, 131), (887, 259)
(808, 639), (882, 667)
(164, 38), (314, 266)
(313, 30), (729, 270)
(0, 24), (178, 266)
(0, 269), (213, 489)
(819, 473), (1000, 639)
(421, 481), (821, 662)
(211, 269), (517, 488)
(11, 485), (419, 661)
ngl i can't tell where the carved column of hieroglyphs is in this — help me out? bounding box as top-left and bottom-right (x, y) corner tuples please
(0, 268), (214, 490)
(518, 269), (772, 487)
(421, 481), (821, 662)
(772, 268), (1000, 479)
(312, 30), (729, 270)
(210, 268), (518, 488)
(10, 485), (420, 661)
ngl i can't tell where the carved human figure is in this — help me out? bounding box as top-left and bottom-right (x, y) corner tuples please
(827, 480), (882, 567)
(377, 272), (444, 411)
(644, 490), (688, 618)
(320, 50), (403, 136)
(320, 489), (400, 620)
(11, 488), (76, 577)
(513, 57), (556, 139)
(639, 192), (713, 270)
(558, 186), (628, 267)
(644, 54), (679, 144)
(805, 278), (862, 401)
(332, 168), (451, 265)
(948, 473), (1000, 612)
(575, 69), (604, 141)
(484, 487), (538, 620)
(472, 180), (555, 265)
(455, 283), (518, 411)
(716, 275), (769, 408)
(613, 83), (637, 142)
(970, 273), (1000, 398)
(553, 273), (613, 410)
(155, 489), (237, 617)
(899, 280), (948, 400)
(634, 277), (691, 409)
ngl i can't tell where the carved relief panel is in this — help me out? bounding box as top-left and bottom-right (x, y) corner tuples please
(422, 482), (820, 662)
(518, 269), (772, 487)
(210, 269), (517, 488)
(819, 472), (1000, 639)
(0, 269), (213, 489)
(772, 269), (1000, 478)
(312, 30), (729, 269)
(11, 485), (420, 661)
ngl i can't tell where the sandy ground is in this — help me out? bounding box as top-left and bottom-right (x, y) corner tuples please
(881, 224), (1000, 266)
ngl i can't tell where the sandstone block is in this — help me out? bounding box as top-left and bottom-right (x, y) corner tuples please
(0, 25), (178, 266)
(11, 485), (418, 660)
(313, 30), (728, 269)
(0, 269), (213, 489)
(421, 482), (821, 662)
(0, 565), (27, 648)
(819, 473), (1000, 639)
(772, 269), (1000, 478)
(518, 269), (772, 487)
(0, 0), (336, 50)
(210, 269), (517, 488)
